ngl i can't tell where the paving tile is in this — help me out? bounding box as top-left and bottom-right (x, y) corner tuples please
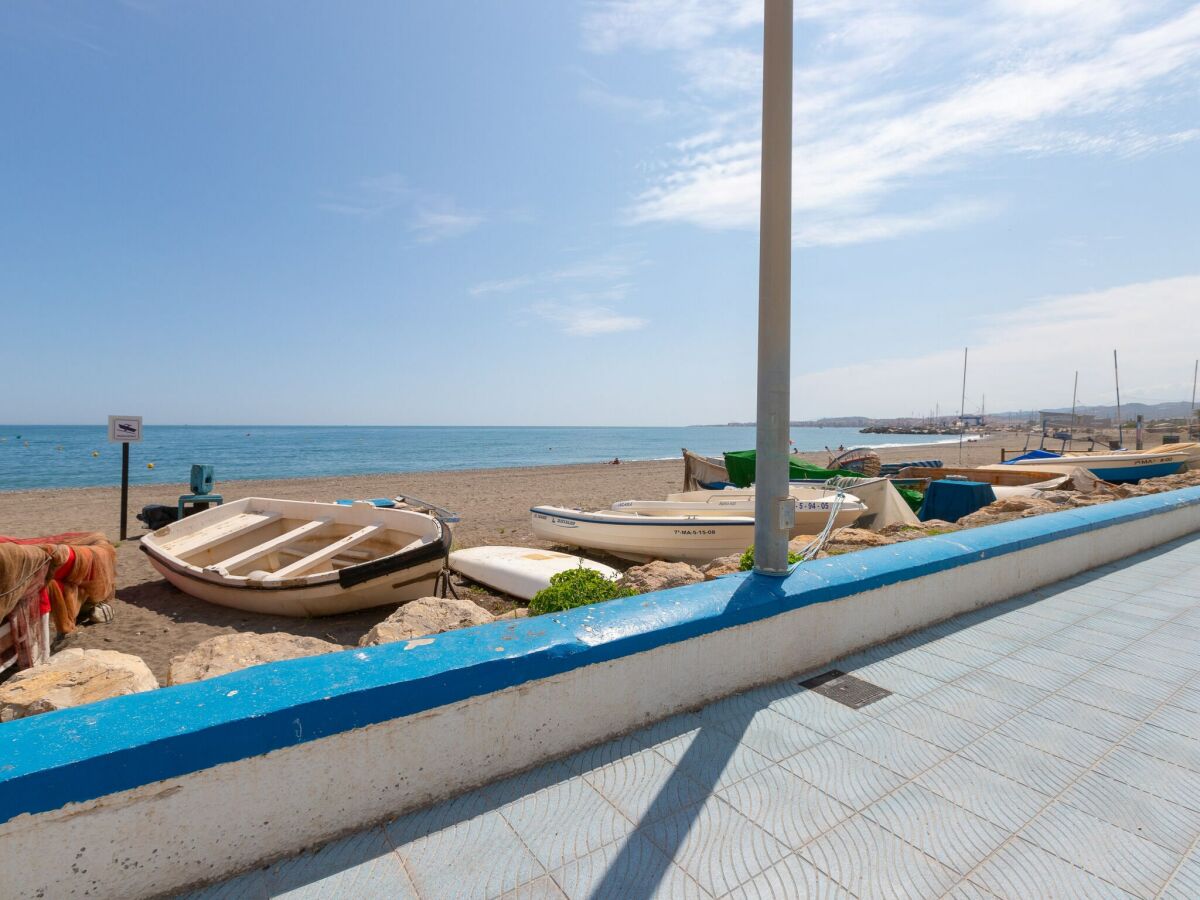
(1170, 685), (1200, 714)
(268, 829), (416, 899)
(717, 764), (853, 850)
(1123, 723), (1200, 774)
(631, 711), (708, 749)
(1081, 663), (1178, 701)
(1031, 633), (1113, 665)
(1058, 771), (1200, 854)
(712, 706), (826, 762)
(1096, 745), (1200, 812)
(851, 659), (944, 698)
(878, 700), (988, 752)
(862, 783), (1008, 875)
(833, 719), (949, 778)
(499, 875), (568, 899)
(724, 852), (855, 899)
(916, 756), (1046, 832)
(643, 795), (788, 896)
(767, 688), (867, 737)
(179, 866), (277, 900)
(983, 657), (1076, 692)
(919, 683), (1022, 729)
(995, 711), (1112, 766)
(500, 771), (633, 871)
(889, 647), (978, 681)
(800, 815), (960, 900)
(946, 628), (1025, 656)
(941, 879), (998, 899)
(550, 833), (703, 900)
(959, 732), (1087, 796)
(1026, 695), (1138, 743)
(1019, 802), (1177, 897)
(389, 807), (544, 900)
(972, 838), (1135, 899)
(782, 740), (907, 811)
(1008, 644), (1093, 678)
(1058, 676), (1161, 719)
(1159, 850), (1200, 900)
(954, 670), (1050, 710)
(918, 636), (1005, 669)
(1070, 625), (1131, 653)
(1146, 704), (1200, 741)
(580, 740), (709, 826)
(648, 724), (774, 792)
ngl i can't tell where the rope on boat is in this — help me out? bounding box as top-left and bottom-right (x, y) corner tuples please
(792, 489), (847, 562)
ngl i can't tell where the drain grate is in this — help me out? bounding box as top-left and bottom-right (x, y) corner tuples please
(800, 669), (891, 709)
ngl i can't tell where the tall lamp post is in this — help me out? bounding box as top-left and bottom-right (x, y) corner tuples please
(753, 0), (794, 575)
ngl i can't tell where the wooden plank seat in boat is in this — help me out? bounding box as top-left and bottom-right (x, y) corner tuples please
(206, 518), (333, 575)
(157, 511), (283, 558)
(261, 524), (388, 582)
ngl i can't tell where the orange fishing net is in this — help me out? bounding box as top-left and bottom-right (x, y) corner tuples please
(0, 532), (116, 635)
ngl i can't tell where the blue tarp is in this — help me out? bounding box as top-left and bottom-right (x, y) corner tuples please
(1002, 449), (1061, 465)
(918, 479), (997, 522)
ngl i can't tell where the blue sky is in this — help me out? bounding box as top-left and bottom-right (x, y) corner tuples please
(3, 1), (1198, 425)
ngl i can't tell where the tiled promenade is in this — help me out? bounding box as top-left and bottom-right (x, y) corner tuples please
(189, 533), (1200, 899)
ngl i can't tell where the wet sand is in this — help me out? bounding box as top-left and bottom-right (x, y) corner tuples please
(0, 436), (1011, 680)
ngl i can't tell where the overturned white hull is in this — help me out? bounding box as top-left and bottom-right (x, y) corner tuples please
(141, 497), (450, 616)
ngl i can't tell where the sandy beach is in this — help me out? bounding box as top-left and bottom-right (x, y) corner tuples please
(0, 436), (1012, 680)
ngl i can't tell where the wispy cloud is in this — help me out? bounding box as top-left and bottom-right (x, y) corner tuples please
(584, 1), (1200, 246)
(320, 174), (483, 242)
(532, 301), (647, 336)
(791, 274), (1200, 417)
(474, 247), (649, 336)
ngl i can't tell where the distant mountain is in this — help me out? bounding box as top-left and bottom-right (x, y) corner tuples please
(996, 401), (1196, 421)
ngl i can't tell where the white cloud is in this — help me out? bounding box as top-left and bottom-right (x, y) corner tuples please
(586, 1), (1200, 246)
(532, 302), (647, 336)
(469, 248), (640, 296)
(320, 174), (483, 242)
(791, 275), (1200, 417)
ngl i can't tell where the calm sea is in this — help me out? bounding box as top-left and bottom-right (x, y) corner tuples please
(0, 425), (960, 491)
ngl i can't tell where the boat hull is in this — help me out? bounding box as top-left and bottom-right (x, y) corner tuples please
(449, 546), (619, 601)
(531, 503), (863, 564)
(146, 554), (442, 616)
(1003, 453), (1185, 483)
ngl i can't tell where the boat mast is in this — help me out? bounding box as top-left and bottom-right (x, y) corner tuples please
(958, 347), (968, 464)
(1070, 370), (1078, 450)
(1191, 359), (1198, 438)
(753, 0), (793, 575)
(1113, 349), (1123, 448)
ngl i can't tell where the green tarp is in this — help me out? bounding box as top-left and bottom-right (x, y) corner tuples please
(722, 450), (865, 489)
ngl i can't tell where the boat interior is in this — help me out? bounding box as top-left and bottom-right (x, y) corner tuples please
(154, 511), (426, 581)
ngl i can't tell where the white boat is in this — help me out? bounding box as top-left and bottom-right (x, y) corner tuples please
(449, 546), (620, 601)
(532, 487), (865, 564)
(1000, 449), (1188, 483)
(141, 497), (451, 616)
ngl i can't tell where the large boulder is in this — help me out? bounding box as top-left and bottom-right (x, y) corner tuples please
(359, 597), (495, 647)
(879, 520), (963, 541)
(496, 607), (530, 621)
(701, 555), (744, 580)
(0, 649), (157, 721)
(958, 496), (1062, 528)
(619, 561), (704, 593)
(824, 528), (897, 548)
(169, 633), (343, 685)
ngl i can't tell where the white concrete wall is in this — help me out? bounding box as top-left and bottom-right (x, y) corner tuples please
(2, 499), (1197, 899)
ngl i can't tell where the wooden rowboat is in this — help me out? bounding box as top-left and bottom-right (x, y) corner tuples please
(140, 497), (451, 616)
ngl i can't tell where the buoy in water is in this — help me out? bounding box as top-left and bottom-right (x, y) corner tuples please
(147, 462), (155, 469)
(92, 451), (100, 457)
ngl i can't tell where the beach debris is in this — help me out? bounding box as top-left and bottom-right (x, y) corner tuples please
(358, 597), (495, 647)
(0, 648), (157, 721)
(619, 561), (705, 593)
(168, 633), (343, 685)
(701, 555), (743, 580)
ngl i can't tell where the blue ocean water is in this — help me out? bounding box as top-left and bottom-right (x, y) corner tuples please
(0, 425), (960, 491)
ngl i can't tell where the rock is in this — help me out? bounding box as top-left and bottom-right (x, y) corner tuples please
(619, 561), (705, 593)
(0, 648), (157, 721)
(878, 520), (962, 541)
(701, 555), (744, 580)
(169, 633), (343, 685)
(496, 607), (530, 620)
(824, 528), (896, 548)
(358, 597), (495, 647)
(786, 535), (819, 554)
(958, 496), (1062, 528)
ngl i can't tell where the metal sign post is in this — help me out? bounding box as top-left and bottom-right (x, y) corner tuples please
(108, 416), (143, 540)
